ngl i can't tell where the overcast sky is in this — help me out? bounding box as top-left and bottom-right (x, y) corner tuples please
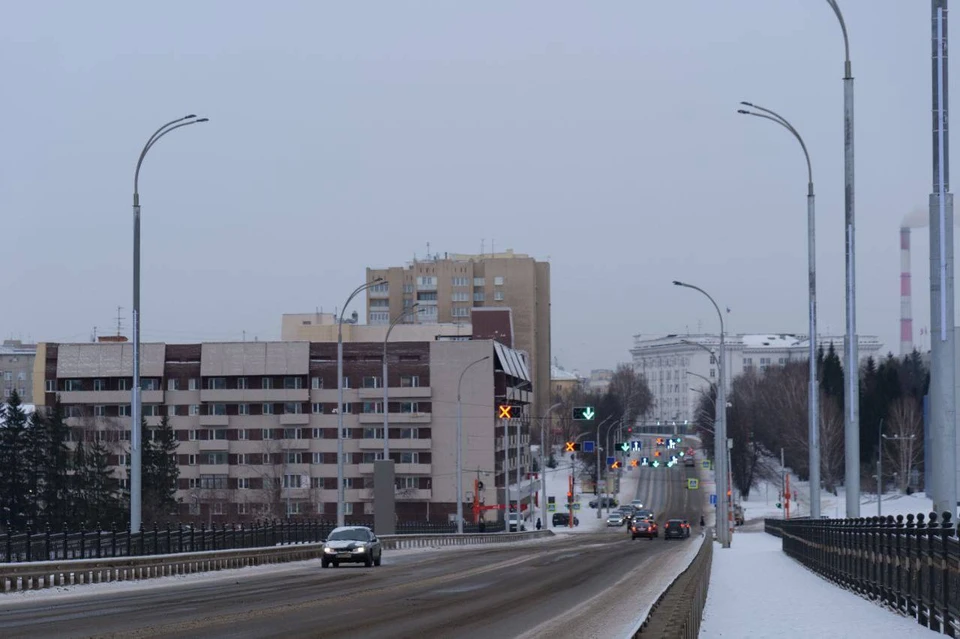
(0, 1), (946, 373)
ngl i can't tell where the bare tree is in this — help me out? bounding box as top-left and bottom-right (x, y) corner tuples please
(884, 396), (923, 492)
(818, 394), (844, 493)
(608, 364), (653, 425)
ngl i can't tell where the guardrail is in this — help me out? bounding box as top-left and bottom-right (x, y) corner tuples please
(766, 511), (958, 635)
(627, 532), (713, 638)
(0, 519), (507, 563)
(0, 529), (554, 593)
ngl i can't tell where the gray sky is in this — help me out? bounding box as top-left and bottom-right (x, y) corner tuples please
(0, 1), (942, 373)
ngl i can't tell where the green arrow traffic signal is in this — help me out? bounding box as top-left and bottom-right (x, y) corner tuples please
(620, 442), (631, 452)
(573, 406), (596, 420)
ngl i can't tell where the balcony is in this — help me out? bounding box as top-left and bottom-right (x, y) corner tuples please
(358, 386), (385, 399)
(359, 488), (432, 501)
(200, 388), (309, 403)
(359, 438), (431, 451)
(358, 412), (387, 424)
(390, 413), (431, 424)
(199, 415), (229, 427)
(386, 386), (432, 399)
(395, 463), (431, 474)
(280, 413), (310, 426)
(279, 438), (310, 450)
(198, 439), (229, 452)
(58, 389), (165, 405)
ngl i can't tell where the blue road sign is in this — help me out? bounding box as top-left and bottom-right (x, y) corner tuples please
(710, 494), (717, 506)
(606, 456), (615, 467)
(631, 441), (642, 452)
(640, 456), (650, 466)
(582, 441), (596, 453)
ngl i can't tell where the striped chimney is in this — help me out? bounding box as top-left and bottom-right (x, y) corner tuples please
(900, 226), (913, 355)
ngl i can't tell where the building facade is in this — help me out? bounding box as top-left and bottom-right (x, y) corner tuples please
(630, 333), (884, 424)
(366, 249), (550, 429)
(33, 339), (534, 524)
(1, 340), (36, 403)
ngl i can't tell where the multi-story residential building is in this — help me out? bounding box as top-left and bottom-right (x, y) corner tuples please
(33, 338), (534, 524)
(366, 249), (550, 429)
(586, 369), (614, 394)
(550, 365), (582, 400)
(1, 340), (36, 403)
(630, 333), (883, 424)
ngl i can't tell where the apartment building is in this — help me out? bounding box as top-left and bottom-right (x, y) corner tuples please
(630, 332), (883, 424)
(1, 340), (36, 403)
(366, 248), (550, 426)
(33, 338), (533, 524)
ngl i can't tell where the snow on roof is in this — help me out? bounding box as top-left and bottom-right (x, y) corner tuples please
(740, 334), (803, 349)
(551, 366), (580, 381)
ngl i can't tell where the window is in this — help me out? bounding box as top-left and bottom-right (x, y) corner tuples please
(416, 276), (437, 288)
(209, 403), (227, 416)
(452, 307), (470, 317)
(143, 404), (160, 417)
(362, 376), (381, 389)
(238, 429), (249, 440)
(363, 427), (385, 439)
(400, 402), (420, 414)
(473, 291), (485, 302)
(65, 379), (82, 391)
(284, 402), (302, 414)
(286, 452), (303, 464)
(189, 430), (199, 441)
(284, 376), (302, 389)
(311, 376), (323, 390)
(93, 379), (106, 391)
(286, 501), (302, 516)
(312, 403), (323, 414)
(362, 402), (383, 414)
(283, 427), (303, 440)
(312, 428), (323, 439)
(189, 502), (200, 516)
(399, 428), (419, 439)
(207, 377), (226, 390)
(370, 312), (390, 323)
(473, 277), (485, 286)
(400, 375), (419, 388)
(94, 405), (106, 417)
(342, 377), (351, 389)
(211, 429), (227, 440)
(187, 404), (199, 416)
(710, 355), (717, 364)
(203, 452), (227, 465)
(396, 476), (417, 490)
(188, 378), (199, 391)
(238, 503), (249, 515)
(263, 403), (275, 415)
(342, 478), (355, 489)
(362, 452), (385, 463)
(364, 502), (375, 515)
(167, 405), (176, 417)
(494, 276), (504, 286)
(283, 474), (304, 489)
(493, 291), (504, 301)
(344, 503), (354, 516)
(417, 291), (437, 301)
(142, 379), (160, 391)
(398, 452), (419, 464)
(237, 377), (248, 389)
(262, 377), (273, 390)
(118, 404), (131, 417)
(237, 454), (247, 465)
(118, 454), (129, 467)
(312, 452), (323, 464)
(200, 474), (228, 489)
(45, 380), (54, 393)
(262, 428), (274, 440)
(452, 276), (470, 287)
(238, 403), (250, 416)
(370, 282), (389, 294)
(403, 283), (414, 294)
(212, 502), (224, 516)
(166, 378), (178, 391)
(709, 369), (716, 379)
(451, 291), (469, 302)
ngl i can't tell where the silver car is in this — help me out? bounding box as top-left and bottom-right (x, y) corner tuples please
(606, 513), (626, 527)
(321, 526), (383, 568)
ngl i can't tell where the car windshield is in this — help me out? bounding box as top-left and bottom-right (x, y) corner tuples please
(667, 520), (683, 527)
(327, 529), (369, 541)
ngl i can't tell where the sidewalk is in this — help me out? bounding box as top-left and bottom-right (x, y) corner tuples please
(699, 531), (935, 638)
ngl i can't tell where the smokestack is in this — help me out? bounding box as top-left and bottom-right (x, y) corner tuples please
(900, 226), (914, 355)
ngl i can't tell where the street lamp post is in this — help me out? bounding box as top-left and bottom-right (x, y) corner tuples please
(383, 304), (419, 458)
(737, 103), (821, 520)
(130, 114), (208, 534)
(337, 278), (384, 527)
(541, 402), (563, 529)
(880, 430), (916, 517)
(673, 280), (730, 547)
(457, 355), (490, 534)
(593, 415), (615, 519)
(826, 0), (861, 519)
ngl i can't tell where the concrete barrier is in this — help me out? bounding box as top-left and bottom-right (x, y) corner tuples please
(0, 529), (554, 593)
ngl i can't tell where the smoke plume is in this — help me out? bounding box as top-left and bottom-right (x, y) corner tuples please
(901, 206), (928, 229)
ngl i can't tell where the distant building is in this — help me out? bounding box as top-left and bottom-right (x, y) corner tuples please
(550, 365), (582, 399)
(630, 333), (883, 424)
(586, 369), (614, 394)
(366, 249), (550, 428)
(0, 340), (37, 403)
(34, 338), (534, 523)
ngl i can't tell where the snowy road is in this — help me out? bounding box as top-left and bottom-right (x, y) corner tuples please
(0, 440), (703, 638)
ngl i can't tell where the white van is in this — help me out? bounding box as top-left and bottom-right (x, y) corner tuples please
(507, 512), (526, 532)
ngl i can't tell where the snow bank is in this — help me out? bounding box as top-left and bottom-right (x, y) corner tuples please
(700, 531), (934, 638)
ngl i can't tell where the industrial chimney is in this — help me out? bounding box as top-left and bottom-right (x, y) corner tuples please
(900, 226), (913, 355)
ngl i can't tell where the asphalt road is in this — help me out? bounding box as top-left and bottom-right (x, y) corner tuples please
(0, 440), (703, 639)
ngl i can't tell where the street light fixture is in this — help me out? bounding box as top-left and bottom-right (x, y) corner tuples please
(336, 278), (385, 527)
(457, 355), (491, 534)
(737, 103), (822, 520)
(673, 280), (730, 547)
(383, 303), (420, 458)
(130, 114), (208, 534)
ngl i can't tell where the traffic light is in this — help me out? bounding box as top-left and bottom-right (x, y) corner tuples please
(654, 450), (661, 458)
(572, 406), (596, 420)
(610, 460), (621, 469)
(627, 427), (632, 433)
(617, 442), (630, 453)
(656, 437), (665, 446)
(630, 459), (639, 467)
(567, 490), (574, 504)
(498, 405), (513, 419)
(564, 441), (580, 453)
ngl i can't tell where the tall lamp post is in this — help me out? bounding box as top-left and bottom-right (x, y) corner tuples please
(130, 114), (208, 534)
(457, 355), (490, 534)
(337, 278), (384, 527)
(383, 304), (419, 458)
(673, 280), (730, 547)
(825, 0), (861, 521)
(737, 103), (821, 520)
(540, 402), (563, 529)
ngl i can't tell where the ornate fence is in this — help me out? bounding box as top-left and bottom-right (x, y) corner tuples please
(764, 512), (958, 635)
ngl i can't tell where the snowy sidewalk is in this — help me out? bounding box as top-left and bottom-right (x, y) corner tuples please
(700, 531), (935, 638)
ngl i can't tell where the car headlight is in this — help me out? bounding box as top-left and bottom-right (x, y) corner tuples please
(323, 547), (336, 554)
(355, 544), (366, 552)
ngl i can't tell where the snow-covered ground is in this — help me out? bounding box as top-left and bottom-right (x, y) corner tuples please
(740, 478), (934, 526)
(700, 531), (935, 638)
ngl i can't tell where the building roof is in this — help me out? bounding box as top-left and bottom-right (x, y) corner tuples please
(0, 340), (37, 356)
(740, 334), (804, 348)
(550, 366), (580, 381)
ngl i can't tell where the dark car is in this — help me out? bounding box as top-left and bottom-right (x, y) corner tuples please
(588, 497), (618, 508)
(552, 512), (580, 526)
(663, 519), (690, 540)
(321, 526), (383, 567)
(631, 519), (658, 540)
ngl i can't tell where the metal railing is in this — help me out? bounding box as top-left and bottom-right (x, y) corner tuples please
(0, 528), (555, 593)
(627, 532), (713, 638)
(0, 519), (507, 564)
(765, 512), (959, 635)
